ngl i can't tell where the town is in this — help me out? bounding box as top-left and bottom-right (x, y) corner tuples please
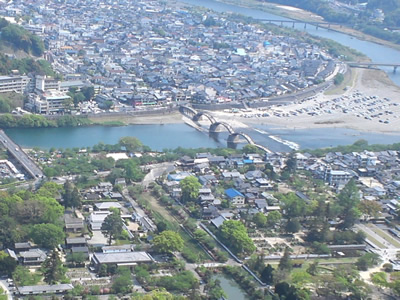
(0, 136), (400, 299)
(0, 0), (338, 116)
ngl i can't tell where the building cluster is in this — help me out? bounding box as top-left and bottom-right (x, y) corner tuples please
(0, 0), (336, 114)
(0, 159), (25, 181)
(163, 149), (400, 229)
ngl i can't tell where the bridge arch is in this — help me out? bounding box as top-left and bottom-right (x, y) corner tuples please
(193, 112), (217, 124)
(227, 132), (255, 144)
(209, 122), (235, 134)
(179, 105), (198, 117)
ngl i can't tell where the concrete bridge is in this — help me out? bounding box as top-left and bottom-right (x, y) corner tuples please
(254, 18), (341, 29)
(0, 130), (44, 179)
(180, 106), (272, 153)
(347, 62), (400, 73)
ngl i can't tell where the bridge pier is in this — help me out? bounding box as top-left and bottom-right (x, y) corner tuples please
(292, 22), (295, 28)
(209, 123), (223, 132)
(394, 66), (398, 74)
(227, 134), (240, 143)
(304, 23), (307, 29)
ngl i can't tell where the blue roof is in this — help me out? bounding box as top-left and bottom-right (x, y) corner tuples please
(225, 188), (244, 199)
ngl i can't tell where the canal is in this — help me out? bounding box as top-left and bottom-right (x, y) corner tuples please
(212, 274), (249, 300)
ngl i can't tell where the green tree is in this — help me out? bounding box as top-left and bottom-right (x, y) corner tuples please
(0, 251), (17, 276)
(279, 247), (293, 272)
(153, 230), (184, 254)
(371, 272), (388, 288)
(266, 211), (282, 226)
(119, 136), (143, 153)
(112, 267), (132, 294)
(358, 200), (381, 220)
(356, 253), (381, 271)
(132, 289), (175, 300)
(253, 212), (267, 227)
(31, 224), (65, 249)
(41, 250), (65, 285)
(101, 209), (124, 245)
(180, 176), (201, 203)
(261, 264), (274, 284)
(66, 253), (86, 267)
(218, 220), (256, 255)
(336, 179), (361, 229)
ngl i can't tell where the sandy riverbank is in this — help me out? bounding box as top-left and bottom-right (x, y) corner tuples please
(89, 67), (400, 135)
(210, 68), (400, 134)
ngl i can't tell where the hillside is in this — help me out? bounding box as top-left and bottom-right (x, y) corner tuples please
(0, 18), (45, 56)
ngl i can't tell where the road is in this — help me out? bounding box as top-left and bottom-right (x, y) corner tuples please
(0, 279), (13, 300)
(141, 162), (175, 188)
(0, 130), (43, 179)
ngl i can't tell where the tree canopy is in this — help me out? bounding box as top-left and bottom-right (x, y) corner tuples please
(180, 176), (201, 203)
(218, 220), (256, 255)
(153, 230), (184, 254)
(101, 209), (124, 245)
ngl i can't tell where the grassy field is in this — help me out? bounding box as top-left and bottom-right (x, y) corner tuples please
(139, 193), (210, 261)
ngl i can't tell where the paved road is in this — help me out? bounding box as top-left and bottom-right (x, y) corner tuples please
(0, 130), (43, 179)
(0, 280), (13, 300)
(141, 162), (175, 188)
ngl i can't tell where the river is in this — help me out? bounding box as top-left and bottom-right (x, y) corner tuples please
(179, 0), (400, 86)
(6, 123), (400, 152)
(5, 0), (400, 151)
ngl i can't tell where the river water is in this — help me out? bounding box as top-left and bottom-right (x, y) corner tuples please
(5, 0), (400, 151)
(211, 274), (249, 300)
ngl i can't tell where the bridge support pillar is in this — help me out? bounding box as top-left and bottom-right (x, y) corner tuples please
(292, 22), (295, 28)
(316, 25), (319, 30)
(227, 134), (240, 143)
(209, 123), (223, 132)
(394, 66), (397, 74)
(304, 23), (307, 29)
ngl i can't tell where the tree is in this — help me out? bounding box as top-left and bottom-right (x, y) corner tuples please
(218, 220), (256, 255)
(205, 279), (227, 300)
(132, 289), (175, 300)
(156, 221), (167, 233)
(336, 179), (361, 229)
(101, 209), (124, 245)
(153, 230), (184, 254)
(279, 247), (293, 271)
(291, 270), (312, 287)
(266, 211), (282, 227)
(356, 253), (381, 271)
(253, 212), (267, 227)
(285, 219), (301, 233)
(41, 250), (65, 285)
(119, 136), (143, 153)
(81, 86), (95, 101)
(358, 200), (381, 220)
(261, 264), (274, 284)
(371, 272), (388, 288)
(180, 176), (201, 203)
(112, 267), (132, 294)
(306, 260), (319, 276)
(31, 224), (65, 249)
(66, 253), (86, 267)
(0, 251), (17, 276)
